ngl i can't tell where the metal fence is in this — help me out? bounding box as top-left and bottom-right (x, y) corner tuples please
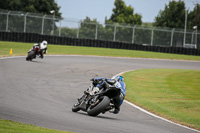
(0, 9), (199, 49)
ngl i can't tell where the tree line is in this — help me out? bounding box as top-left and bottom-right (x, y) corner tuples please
(0, 0), (199, 46)
(1, 0), (199, 29)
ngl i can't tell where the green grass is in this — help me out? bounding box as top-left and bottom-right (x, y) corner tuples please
(0, 119), (72, 133)
(1, 41), (200, 61)
(0, 41), (200, 131)
(123, 69), (200, 130)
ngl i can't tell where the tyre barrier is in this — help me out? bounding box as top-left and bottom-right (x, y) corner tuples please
(0, 31), (199, 56)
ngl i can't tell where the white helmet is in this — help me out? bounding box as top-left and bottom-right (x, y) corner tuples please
(42, 40), (48, 45)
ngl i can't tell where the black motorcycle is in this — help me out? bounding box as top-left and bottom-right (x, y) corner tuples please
(72, 79), (121, 116)
(26, 46), (40, 61)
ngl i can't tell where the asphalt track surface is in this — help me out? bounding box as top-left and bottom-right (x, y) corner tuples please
(0, 55), (200, 133)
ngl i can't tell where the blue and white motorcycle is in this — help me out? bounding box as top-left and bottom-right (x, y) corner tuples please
(72, 77), (126, 116)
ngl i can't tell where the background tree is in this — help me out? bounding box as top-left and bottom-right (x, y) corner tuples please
(79, 16), (98, 39)
(153, 0), (186, 47)
(107, 0), (142, 25)
(153, 1), (200, 47)
(187, 4), (200, 30)
(0, 0), (61, 35)
(105, 0), (142, 42)
(0, 0), (61, 17)
(154, 0), (185, 28)
(58, 27), (77, 38)
(187, 4), (200, 47)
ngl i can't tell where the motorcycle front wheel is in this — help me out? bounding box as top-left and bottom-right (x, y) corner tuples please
(26, 51), (35, 61)
(72, 101), (81, 112)
(87, 96), (110, 116)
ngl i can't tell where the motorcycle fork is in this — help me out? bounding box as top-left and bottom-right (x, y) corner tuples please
(78, 94), (91, 111)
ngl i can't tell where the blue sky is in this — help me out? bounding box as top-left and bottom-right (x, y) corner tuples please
(56, 0), (196, 23)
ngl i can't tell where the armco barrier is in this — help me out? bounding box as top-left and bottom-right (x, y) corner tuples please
(0, 31), (199, 56)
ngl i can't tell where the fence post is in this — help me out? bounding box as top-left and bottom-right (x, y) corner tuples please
(151, 27), (155, 46)
(183, 9), (188, 46)
(77, 20), (81, 38)
(195, 27), (198, 48)
(24, 13), (29, 33)
(6, 11), (11, 32)
(41, 15), (46, 34)
(59, 19), (62, 36)
(113, 24), (117, 41)
(170, 28), (175, 47)
(95, 23), (98, 40)
(132, 25), (136, 43)
(191, 30), (195, 44)
(52, 13), (55, 35)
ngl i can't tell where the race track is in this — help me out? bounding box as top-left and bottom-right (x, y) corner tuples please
(0, 55), (200, 133)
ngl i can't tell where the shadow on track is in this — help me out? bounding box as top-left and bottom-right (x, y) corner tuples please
(75, 112), (119, 120)
(26, 60), (45, 63)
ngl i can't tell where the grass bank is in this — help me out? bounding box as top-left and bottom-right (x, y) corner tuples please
(123, 69), (200, 130)
(0, 119), (72, 133)
(1, 41), (200, 61)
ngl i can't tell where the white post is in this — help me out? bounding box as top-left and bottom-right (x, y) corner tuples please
(77, 21), (81, 38)
(53, 12), (55, 35)
(132, 25), (136, 43)
(170, 28), (175, 47)
(24, 13), (29, 32)
(113, 24), (117, 41)
(50, 10), (55, 35)
(183, 9), (187, 47)
(195, 26), (197, 48)
(41, 15), (46, 34)
(6, 11), (11, 32)
(151, 27), (155, 46)
(95, 23), (98, 40)
(191, 31), (194, 44)
(59, 19), (61, 36)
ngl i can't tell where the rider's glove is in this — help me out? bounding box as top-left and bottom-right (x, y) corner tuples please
(89, 87), (99, 95)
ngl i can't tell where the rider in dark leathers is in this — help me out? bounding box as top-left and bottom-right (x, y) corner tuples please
(88, 75), (126, 114)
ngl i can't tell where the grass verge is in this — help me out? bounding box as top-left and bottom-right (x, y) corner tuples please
(0, 119), (72, 133)
(123, 69), (200, 130)
(1, 41), (200, 61)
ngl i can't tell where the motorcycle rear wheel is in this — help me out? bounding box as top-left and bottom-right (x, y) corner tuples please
(87, 96), (110, 116)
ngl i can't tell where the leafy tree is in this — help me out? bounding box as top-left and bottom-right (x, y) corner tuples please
(153, 0), (186, 47)
(58, 27), (77, 38)
(154, 0), (185, 28)
(187, 4), (200, 48)
(0, 0), (61, 17)
(154, 0), (200, 31)
(108, 0), (142, 25)
(153, 1), (200, 48)
(79, 17), (98, 39)
(188, 4), (200, 30)
(0, 0), (61, 34)
(105, 0), (142, 43)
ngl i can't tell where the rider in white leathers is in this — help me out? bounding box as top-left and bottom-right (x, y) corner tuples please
(29, 40), (48, 59)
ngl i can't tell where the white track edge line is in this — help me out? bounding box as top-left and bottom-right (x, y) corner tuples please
(1, 55), (200, 63)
